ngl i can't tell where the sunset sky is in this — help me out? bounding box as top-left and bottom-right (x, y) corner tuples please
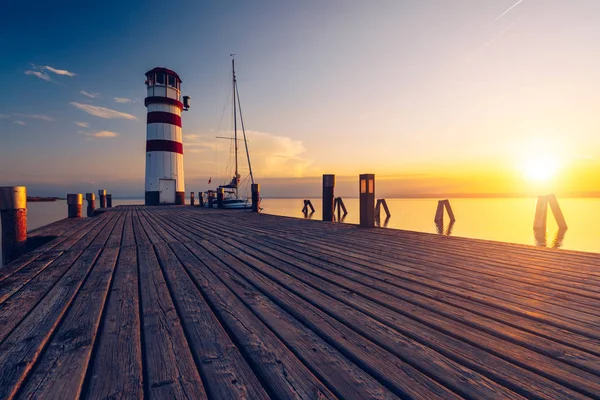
(1, 0), (599, 198)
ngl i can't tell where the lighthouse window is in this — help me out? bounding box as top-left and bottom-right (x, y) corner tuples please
(168, 75), (176, 88)
(156, 73), (165, 85)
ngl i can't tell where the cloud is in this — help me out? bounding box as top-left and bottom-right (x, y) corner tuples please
(43, 65), (76, 76)
(25, 70), (51, 81)
(70, 102), (137, 120)
(495, 0), (526, 20)
(88, 130), (119, 138)
(114, 97), (132, 103)
(74, 121), (89, 127)
(80, 90), (100, 98)
(14, 120), (26, 125)
(14, 113), (54, 121)
(0, 114), (9, 119)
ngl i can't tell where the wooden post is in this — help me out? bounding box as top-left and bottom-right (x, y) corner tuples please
(0, 186), (27, 266)
(67, 194), (83, 218)
(374, 199), (381, 219)
(359, 174), (375, 228)
(190, 192), (195, 206)
(98, 190), (107, 208)
(217, 188), (224, 208)
(85, 193), (96, 217)
(443, 200), (455, 222)
(199, 192), (204, 207)
(322, 174), (335, 222)
(251, 183), (260, 212)
(106, 194), (112, 208)
(207, 190), (214, 208)
(533, 196), (548, 230)
(547, 194), (567, 229)
(434, 200), (445, 223)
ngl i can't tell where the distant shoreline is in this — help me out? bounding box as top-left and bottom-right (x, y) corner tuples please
(27, 196), (64, 202)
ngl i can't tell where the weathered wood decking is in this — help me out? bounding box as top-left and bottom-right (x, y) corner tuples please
(1, 205), (600, 399)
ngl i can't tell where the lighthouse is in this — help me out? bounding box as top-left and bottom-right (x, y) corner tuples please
(144, 67), (190, 205)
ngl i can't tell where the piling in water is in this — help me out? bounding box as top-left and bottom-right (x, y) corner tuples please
(67, 193), (83, 218)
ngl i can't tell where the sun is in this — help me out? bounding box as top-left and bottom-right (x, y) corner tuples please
(522, 154), (559, 182)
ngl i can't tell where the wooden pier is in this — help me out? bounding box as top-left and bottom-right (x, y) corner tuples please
(1, 205), (599, 399)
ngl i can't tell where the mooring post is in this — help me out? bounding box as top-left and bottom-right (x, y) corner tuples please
(98, 190), (107, 208)
(443, 200), (456, 222)
(85, 193), (96, 217)
(67, 194), (83, 218)
(190, 192), (195, 206)
(207, 190), (214, 208)
(322, 174), (335, 222)
(106, 194), (112, 208)
(199, 192), (204, 207)
(434, 200), (445, 223)
(252, 183), (260, 212)
(0, 186), (27, 266)
(547, 194), (567, 229)
(217, 188), (224, 208)
(359, 174), (375, 228)
(533, 195), (549, 230)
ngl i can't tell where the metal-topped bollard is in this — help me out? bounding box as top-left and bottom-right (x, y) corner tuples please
(207, 190), (214, 208)
(86, 193), (96, 217)
(0, 186), (27, 265)
(67, 194), (83, 218)
(106, 194), (112, 208)
(199, 192), (204, 207)
(359, 174), (375, 228)
(322, 174), (335, 222)
(98, 190), (107, 208)
(190, 192), (195, 206)
(251, 183), (260, 212)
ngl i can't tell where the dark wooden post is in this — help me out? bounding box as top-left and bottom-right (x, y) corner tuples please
(98, 190), (107, 208)
(0, 186), (27, 266)
(322, 174), (335, 222)
(106, 194), (112, 208)
(190, 192), (195, 206)
(85, 193), (96, 217)
(434, 200), (445, 223)
(199, 192), (204, 207)
(251, 183), (260, 212)
(359, 174), (375, 228)
(207, 190), (214, 208)
(533, 195), (548, 230)
(67, 194), (83, 218)
(547, 194), (567, 229)
(443, 200), (456, 222)
(217, 188), (224, 208)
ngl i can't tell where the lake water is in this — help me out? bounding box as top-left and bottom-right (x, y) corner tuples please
(1, 198), (599, 264)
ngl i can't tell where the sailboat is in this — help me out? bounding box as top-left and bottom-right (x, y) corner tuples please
(209, 56), (255, 209)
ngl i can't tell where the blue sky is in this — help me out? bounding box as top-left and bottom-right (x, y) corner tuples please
(1, 1), (600, 197)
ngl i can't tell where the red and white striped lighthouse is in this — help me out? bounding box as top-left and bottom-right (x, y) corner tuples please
(144, 67), (189, 205)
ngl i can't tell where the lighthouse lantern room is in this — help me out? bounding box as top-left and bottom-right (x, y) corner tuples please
(144, 67), (188, 205)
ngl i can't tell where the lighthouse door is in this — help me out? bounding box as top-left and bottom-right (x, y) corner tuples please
(159, 179), (176, 204)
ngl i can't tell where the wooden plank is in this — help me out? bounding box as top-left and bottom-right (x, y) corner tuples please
(197, 239), (462, 400)
(105, 209), (126, 248)
(227, 236), (598, 399)
(153, 242), (270, 400)
(84, 246), (143, 400)
(0, 247), (101, 399)
(17, 247), (119, 399)
(121, 210), (136, 247)
(0, 249), (84, 343)
(0, 253), (41, 282)
(176, 241), (360, 399)
(137, 244), (206, 399)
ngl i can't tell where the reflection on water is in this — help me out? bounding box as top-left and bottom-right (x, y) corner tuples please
(534, 227), (567, 249)
(435, 220), (455, 236)
(375, 216), (390, 227)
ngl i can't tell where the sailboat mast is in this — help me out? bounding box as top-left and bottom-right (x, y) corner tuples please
(232, 58), (238, 198)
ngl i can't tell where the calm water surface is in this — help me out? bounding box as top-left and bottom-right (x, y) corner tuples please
(1, 198), (599, 263)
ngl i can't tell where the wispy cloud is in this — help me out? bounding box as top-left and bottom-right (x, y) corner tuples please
(74, 121), (89, 127)
(495, 0), (526, 20)
(25, 70), (51, 81)
(25, 64), (76, 82)
(70, 102), (137, 120)
(14, 120), (26, 125)
(43, 65), (76, 76)
(87, 130), (119, 138)
(80, 90), (100, 98)
(114, 97), (132, 103)
(0, 114), (9, 119)
(14, 113), (54, 122)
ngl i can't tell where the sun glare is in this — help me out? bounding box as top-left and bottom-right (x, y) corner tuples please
(522, 155), (559, 182)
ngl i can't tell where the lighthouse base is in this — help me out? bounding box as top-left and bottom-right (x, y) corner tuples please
(145, 191), (186, 206)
